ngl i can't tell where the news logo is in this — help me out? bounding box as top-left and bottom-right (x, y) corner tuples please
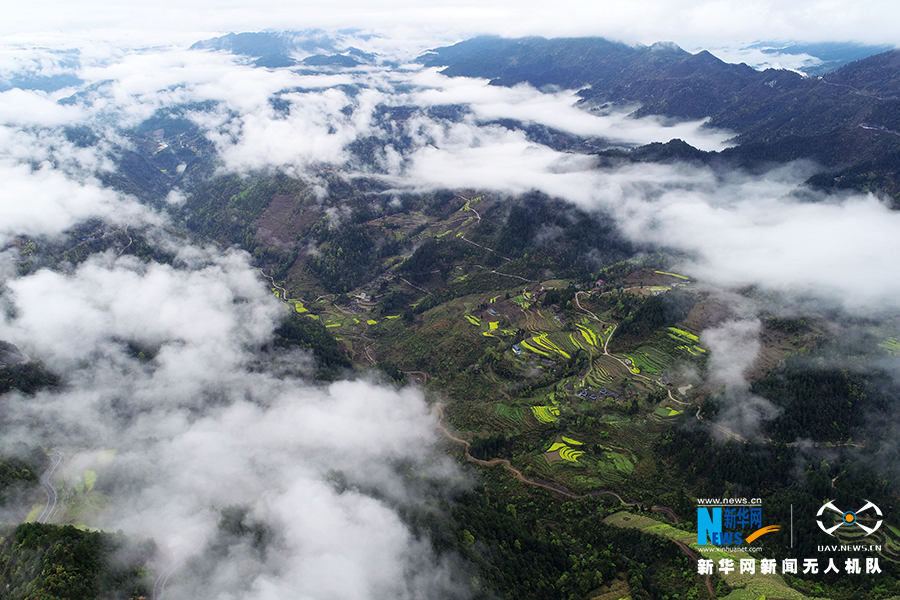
(816, 500), (883, 537)
(697, 499), (781, 546)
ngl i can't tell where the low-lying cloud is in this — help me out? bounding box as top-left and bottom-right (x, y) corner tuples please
(701, 319), (781, 440)
(0, 246), (468, 599)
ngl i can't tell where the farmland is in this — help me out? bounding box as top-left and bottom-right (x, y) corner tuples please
(230, 183), (894, 599)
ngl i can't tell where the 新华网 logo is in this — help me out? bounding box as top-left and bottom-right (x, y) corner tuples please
(697, 504), (781, 546)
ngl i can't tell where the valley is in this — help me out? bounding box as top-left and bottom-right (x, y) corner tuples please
(1, 27), (900, 600)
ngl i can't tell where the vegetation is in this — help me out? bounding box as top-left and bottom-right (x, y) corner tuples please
(0, 523), (153, 600)
(272, 314), (353, 379)
(0, 445), (46, 507)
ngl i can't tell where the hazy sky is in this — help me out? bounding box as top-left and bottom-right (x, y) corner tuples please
(3, 0), (899, 49)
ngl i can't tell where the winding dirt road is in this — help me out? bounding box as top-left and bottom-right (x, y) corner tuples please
(434, 404), (715, 597)
(434, 403), (672, 511)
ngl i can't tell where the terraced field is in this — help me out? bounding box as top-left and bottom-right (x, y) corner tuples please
(530, 333), (571, 359)
(576, 323), (598, 347)
(520, 339), (552, 357)
(880, 337), (900, 355)
(653, 406), (683, 418)
(624, 346), (673, 374)
(531, 405), (560, 423)
(494, 403), (525, 424)
(654, 270), (690, 280)
(834, 522), (900, 564)
(584, 359), (614, 386)
(667, 326), (707, 356)
(545, 441), (585, 463)
(604, 512), (809, 600)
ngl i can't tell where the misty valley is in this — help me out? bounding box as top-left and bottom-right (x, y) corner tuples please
(2, 28), (900, 600)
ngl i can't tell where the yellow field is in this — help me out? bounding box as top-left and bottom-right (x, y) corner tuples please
(531, 406), (560, 423)
(532, 333), (571, 359)
(668, 327), (699, 341)
(654, 270), (690, 280)
(576, 324), (598, 346)
(520, 340), (551, 357)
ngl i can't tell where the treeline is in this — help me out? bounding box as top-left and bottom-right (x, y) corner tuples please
(0, 445), (47, 506)
(306, 223), (378, 292)
(542, 285), (576, 307)
(13, 221), (176, 278)
(182, 173), (307, 250)
(400, 238), (482, 284)
(0, 523), (154, 600)
(752, 355), (895, 442)
(0, 362), (60, 396)
(405, 478), (702, 600)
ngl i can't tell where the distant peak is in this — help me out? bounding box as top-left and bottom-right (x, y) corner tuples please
(650, 41), (684, 53)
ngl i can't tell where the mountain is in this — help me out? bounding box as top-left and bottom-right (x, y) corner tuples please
(190, 30), (377, 68)
(746, 41), (897, 76)
(421, 36), (900, 204)
(7, 30), (900, 600)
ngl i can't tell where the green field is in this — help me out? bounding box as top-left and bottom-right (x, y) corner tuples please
(584, 360), (614, 386)
(625, 346), (673, 374)
(494, 404), (525, 423)
(604, 512), (811, 600)
(653, 406), (682, 417)
(880, 337), (900, 355)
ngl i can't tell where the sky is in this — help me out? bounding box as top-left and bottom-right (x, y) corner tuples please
(2, 0), (900, 50)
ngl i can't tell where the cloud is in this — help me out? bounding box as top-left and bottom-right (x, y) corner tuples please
(2, 27), (899, 591)
(410, 68), (734, 151)
(395, 142), (900, 311)
(0, 244), (468, 599)
(701, 319), (781, 440)
(700, 45), (823, 73)
(0, 158), (155, 247)
(3, 0), (900, 48)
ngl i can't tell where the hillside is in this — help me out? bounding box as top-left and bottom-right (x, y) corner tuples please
(3, 29), (900, 600)
(421, 37), (900, 203)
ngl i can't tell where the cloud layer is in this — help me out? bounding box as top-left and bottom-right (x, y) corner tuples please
(0, 247), (467, 599)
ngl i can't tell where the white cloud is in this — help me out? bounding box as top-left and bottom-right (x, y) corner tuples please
(0, 244), (467, 598)
(0, 159), (155, 247)
(3, 0), (900, 49)
(410, 69), (733, 150)
(396, 135), (900, 311)
(0, 88), (84, 126)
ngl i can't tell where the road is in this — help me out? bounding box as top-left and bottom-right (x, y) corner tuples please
(432, 403), (717, 595)
(37, 451), (62, 524)
(573, 298), (694, 409)
(153, 554), (191, 600)
(434, 403), (675, 513)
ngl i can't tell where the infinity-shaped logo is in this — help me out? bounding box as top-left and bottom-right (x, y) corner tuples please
(816, 500), (883, 536)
